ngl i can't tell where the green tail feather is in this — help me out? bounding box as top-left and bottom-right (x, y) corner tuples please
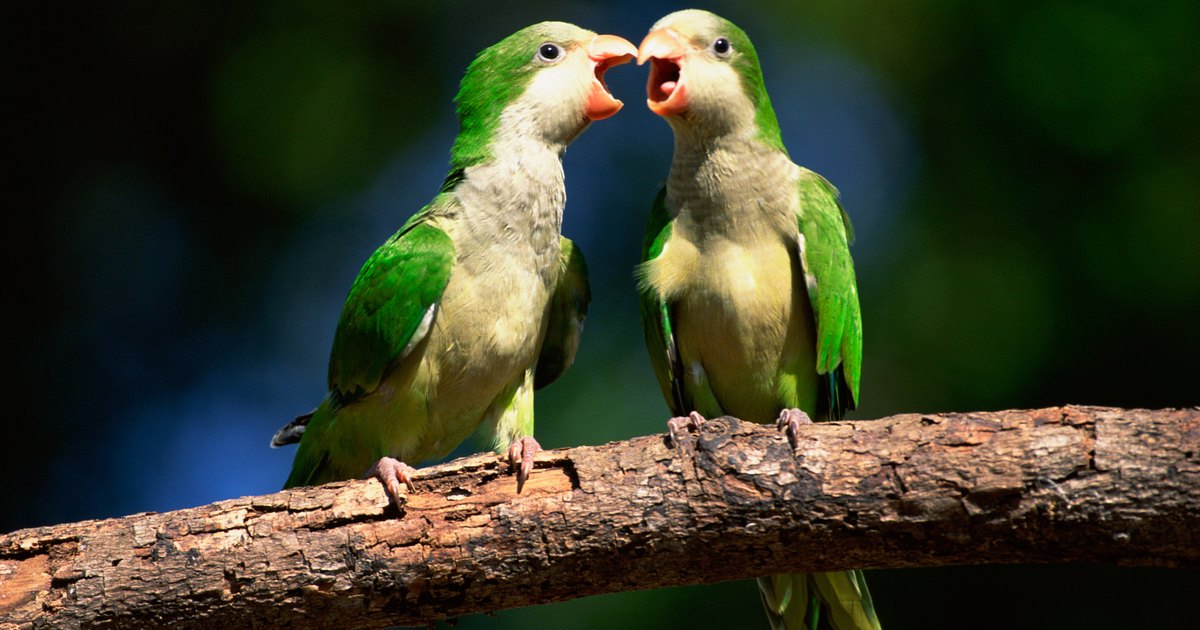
(282, 398), (336, 489)
(758, 571), (880, 630)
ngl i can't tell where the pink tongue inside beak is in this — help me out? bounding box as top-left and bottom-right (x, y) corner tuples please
(659, 81), (677, 96)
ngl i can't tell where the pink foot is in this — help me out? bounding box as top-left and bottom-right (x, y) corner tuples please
(666, 411), (706, 446)
(506, 436), (542, 493)
(366, 457), (417, 505)
(776, 408), (813, 451)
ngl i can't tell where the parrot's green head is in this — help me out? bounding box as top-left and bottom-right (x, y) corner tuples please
(450, 22), (636, 170)
(637, 10), (784, 150)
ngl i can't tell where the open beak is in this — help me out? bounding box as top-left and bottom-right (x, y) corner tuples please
(638, 28), (687, 117)
(585, 34), (637, 121)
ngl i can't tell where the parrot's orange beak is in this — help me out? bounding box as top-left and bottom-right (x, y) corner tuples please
(638, 28), (687, 117)
(585, 34), (637, 121)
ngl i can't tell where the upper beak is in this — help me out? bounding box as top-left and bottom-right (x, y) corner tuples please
(637, 28), (684, 65)
(589, 34), (638, 65)
(638, 29), (687, 116)
(584, 34), (637, 121)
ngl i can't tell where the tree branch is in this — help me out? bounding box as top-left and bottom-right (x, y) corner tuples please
(2, 405), (1197, 628)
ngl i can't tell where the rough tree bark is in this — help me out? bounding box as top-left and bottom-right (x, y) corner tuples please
(1, 405), (1197, 629)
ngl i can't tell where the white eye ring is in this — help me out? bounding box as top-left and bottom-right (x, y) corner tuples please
(712, 37), (731, 57)
(537, 43), (564, 63)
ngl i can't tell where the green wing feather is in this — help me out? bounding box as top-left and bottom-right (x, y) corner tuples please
(770, 175), (874, 630)
(327, 199), (456, 402)
(284, 202), (455, 488)
(795, 170), (863, 420)
(637, 187), (690, 416)
(534, 236), (591, 389)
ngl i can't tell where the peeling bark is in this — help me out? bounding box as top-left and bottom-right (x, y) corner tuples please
(1, 405), (1197, 629)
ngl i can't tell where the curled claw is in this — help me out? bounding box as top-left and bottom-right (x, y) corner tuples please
(666, 411), (706, 447)
(366, 457), (417, 506)
(506, 436), (542, 494)
(776, 408), (813, 452)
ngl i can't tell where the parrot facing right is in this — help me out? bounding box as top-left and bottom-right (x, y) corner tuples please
(635, 10), (879, 630)
(272, 23), (636, 499)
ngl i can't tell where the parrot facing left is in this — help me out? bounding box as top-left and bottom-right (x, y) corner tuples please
(635, 9), (879, 630)
(271, 23), (636, 499)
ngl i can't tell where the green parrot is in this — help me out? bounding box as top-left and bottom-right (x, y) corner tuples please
(272, 23), (636, 499)
(635, 10), (879, 630)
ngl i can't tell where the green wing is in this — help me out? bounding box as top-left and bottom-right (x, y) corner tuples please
(283, 199), (455, 489)
(638, 188), (689, 416)
(327, 200), (456, 402)
(795, 169), (863, 420)
(533, 236), (591, 389)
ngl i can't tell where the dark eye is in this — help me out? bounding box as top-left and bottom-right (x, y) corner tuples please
(537, 43), (562, 62)
(712, 37), (731, 56)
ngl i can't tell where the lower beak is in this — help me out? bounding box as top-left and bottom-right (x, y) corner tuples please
(585, 34), (637, 121)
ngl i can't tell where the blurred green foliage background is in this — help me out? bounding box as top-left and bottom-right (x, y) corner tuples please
(12, 1), (1198, 628)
